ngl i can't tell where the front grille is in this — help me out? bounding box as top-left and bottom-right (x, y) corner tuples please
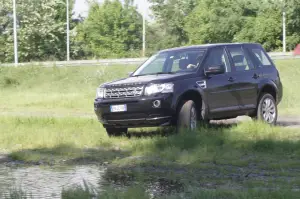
(104, 86), (144, 99)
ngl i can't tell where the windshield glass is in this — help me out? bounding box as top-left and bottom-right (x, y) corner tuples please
(132, 49), (206, 76)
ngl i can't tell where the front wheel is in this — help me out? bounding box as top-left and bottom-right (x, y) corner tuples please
(256, 93), (278, 125)
(177, 100), (198, 132)
(105, 128), (128, 137)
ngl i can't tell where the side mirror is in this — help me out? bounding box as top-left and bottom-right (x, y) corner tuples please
(128, 72), (133, 77)
(204, 65), (225, 76)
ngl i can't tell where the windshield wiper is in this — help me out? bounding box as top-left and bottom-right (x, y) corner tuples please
(133, 72), (175, 77)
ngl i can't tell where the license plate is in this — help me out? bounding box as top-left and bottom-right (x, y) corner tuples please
(110, 104), (127, 113)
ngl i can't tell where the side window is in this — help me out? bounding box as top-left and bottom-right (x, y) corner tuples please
(171, 50), (206, 72)
(250, 48), (272, 67)
(203, 48), (231, 73)
(227, 47), (255, 71)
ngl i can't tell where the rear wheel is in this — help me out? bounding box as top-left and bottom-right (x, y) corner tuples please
(177, 100), (198, 132)
(105, 128), (128, 137)
(255, 93), (278, 125)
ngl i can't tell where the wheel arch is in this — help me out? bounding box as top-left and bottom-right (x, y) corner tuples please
(174, 89), (208, 121)
(258, 82), (278, 103)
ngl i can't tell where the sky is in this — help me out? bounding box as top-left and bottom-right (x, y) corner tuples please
(73, 0), (151, 19)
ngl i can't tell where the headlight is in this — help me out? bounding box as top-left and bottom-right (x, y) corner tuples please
(144, 83), (174, 96)
(96, 88), (105, 98)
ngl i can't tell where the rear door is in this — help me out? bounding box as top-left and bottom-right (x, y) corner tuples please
(203, 47), (240, 113)
(226, 45), (258, 110)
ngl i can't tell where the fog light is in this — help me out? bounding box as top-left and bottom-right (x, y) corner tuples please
(153, 100), (161, 108)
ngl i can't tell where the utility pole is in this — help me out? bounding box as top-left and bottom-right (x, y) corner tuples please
(142, 0), (146, 57)
(282, 0), (286, 53)
(66, 0), (70, 61)
(283, 10), (286, 52)
(13, 0), (18, 65)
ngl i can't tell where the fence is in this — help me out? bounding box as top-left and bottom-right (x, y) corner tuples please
(1, 52), (300, 67)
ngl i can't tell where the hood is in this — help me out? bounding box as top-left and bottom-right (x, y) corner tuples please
(101, 73), (196, 88)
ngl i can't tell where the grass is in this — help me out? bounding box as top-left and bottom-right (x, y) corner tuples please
(0, 59), (299, 115)
(2, 116), (300, 197)
(2, 116), (300, 166)
(0, 65), (135, 115)
(276, 59), (300, 115)
(60, 186), (300, 199)
(1, 60), (300, 198)
(5, 185), (300, 199)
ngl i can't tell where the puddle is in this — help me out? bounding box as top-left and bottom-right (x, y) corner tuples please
(0, 165), (104, 199)
(0, 164), (184, 199)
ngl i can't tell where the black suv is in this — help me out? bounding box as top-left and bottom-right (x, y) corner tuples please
(94, 43), (283, 136)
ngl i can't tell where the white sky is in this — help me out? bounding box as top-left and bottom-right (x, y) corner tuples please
(73, 0), (151, 19)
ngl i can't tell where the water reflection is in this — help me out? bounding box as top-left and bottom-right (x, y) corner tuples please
(0, 165), (104, 199)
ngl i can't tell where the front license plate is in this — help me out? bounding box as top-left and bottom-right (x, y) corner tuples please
(110, 104), (127, 113)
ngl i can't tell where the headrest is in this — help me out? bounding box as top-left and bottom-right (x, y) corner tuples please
(232, 55), (245, 63)
(179, 59), (189, 70)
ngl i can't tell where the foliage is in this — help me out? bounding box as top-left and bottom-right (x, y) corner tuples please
(0, 0), (76, 63)
(1, 0), (300, 62)
(75, 0), (143, 58)
(146, 22), (182, 55)
(152, 0), (300, 52)
(149, 0), (198, 47)
(185, 0), (244, 45)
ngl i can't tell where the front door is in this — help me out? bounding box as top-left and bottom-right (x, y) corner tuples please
(203, 47), (240, 114)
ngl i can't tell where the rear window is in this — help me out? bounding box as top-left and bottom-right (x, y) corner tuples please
(250, 48), (272, 67)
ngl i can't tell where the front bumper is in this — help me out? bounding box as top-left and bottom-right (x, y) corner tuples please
(94, 94), (175, 128)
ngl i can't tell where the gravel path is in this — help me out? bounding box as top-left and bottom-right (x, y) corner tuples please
(212, 115), (300, 128)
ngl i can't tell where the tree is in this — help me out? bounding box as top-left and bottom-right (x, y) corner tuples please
(0, 0), (76, 63)
(234, 10), (282, 51)
(185, 0), (245, 45)
(149, 0), (198, 46)
(183, 0), (298, 51)
(146, 22), (181, 56)
(285, 0), (300, 50)
(75, 0), (143, 58)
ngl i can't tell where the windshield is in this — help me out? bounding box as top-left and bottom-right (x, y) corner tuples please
(132, 49), (207, 76)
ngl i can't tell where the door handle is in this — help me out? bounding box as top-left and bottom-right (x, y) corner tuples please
(228, 77), (235, 82)
(253, 73), (260, 79)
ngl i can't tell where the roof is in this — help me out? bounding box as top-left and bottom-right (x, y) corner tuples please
(159, 43), (260, 53)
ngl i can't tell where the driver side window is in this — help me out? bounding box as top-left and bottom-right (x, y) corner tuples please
(203, 48), (231, 73)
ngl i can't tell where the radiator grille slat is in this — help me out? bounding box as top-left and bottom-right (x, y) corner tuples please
(104, 86), (144, 99)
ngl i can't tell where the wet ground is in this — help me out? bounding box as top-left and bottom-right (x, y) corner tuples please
(0, 163), (186, 198)
(0, 165), (104, 198)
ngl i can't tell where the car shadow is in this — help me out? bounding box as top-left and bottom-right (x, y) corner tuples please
(127, 122), (237, 138)
(128, 128), (175, 138)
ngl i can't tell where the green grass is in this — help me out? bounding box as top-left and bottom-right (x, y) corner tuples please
(5, 185), (300, 199)
(0, 65), (136, 115)
(2, 116), (300, 166)
(276, 59), (300, 115)
(0, 59), (299, 115)
(60, 186), (300, 199)
(1, 60), (300, 198)
(1, 116), (300, 195)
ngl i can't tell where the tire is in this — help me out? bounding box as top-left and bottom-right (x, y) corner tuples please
(105, 128), (128, 137)
(177, 100), (198, 132)
(255, 93), (278, 125)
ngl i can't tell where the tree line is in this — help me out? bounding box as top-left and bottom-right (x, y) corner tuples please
(1, 0), (300, 63)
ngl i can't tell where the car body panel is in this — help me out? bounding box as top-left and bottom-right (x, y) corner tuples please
(94, 43), (283, 128)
